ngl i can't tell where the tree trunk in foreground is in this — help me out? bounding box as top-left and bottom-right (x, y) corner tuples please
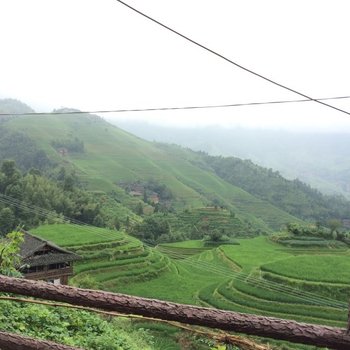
(0, 330), (83, 350)
(0, 275), (349, 350)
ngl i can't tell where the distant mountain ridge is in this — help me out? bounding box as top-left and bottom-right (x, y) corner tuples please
(0, 98), (34, 114)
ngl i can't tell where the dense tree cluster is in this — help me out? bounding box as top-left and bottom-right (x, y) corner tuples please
(132, 213), (171, 244)
(284, 222), (350, 243)
(0, 127), (52, 172)
(0, 161), (105, 235)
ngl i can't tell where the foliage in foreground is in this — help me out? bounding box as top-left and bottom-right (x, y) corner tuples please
(0, 301), (155, 350)
(0, 230), (23, 277)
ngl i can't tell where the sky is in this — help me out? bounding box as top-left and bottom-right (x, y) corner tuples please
(1, 0), (350, 131)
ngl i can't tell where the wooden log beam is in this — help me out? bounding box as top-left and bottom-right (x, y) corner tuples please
(0, 275), (349, 350)
(0, 330), (83, 350)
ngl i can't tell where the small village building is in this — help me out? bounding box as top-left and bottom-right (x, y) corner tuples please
(19, 231), (80, 285)
(129, 190), (143, 197)
(149, 193), (160, 204)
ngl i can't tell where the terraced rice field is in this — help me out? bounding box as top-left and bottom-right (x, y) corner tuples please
(196, 238), (349, 327)
(33, 225), (350, 331)
(33, 224), (173, 289)
(167, 207), (258, 237)
(120, 236), (349, 329)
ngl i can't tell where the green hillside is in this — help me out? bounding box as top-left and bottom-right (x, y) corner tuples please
(4, 113), (303, 232)
(202, 154), (350, 223)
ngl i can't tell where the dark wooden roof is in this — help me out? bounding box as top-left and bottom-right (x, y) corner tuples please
(20, 231), (80, 267)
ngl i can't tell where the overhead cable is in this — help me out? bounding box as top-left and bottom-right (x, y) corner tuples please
(114, 0), (350, 117)
(1, 95), (350, 117)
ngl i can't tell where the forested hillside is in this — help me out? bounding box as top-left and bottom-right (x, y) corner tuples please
(201, 154), (350, 223)
(0, 161), (106, 235)
(114, 121), (350, 198)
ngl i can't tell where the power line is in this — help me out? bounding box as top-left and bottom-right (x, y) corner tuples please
(114, 0), (350, 117)
(1, 95), (350, 117)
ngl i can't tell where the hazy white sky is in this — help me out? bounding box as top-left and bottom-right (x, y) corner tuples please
(1, 0), (350, 131)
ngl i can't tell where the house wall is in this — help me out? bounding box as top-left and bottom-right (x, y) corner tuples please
(23, 266), (73, 285)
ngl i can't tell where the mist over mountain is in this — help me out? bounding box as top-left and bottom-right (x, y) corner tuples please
(111, 120), (350, 198)
(0, 98), (34, 114)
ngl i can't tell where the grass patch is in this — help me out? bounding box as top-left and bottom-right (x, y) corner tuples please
(32, 223), (123, 246)
(261, 255), (350, 284)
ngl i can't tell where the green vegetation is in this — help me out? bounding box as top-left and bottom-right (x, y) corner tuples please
(117, 122), (350, 200)
(51, 136), (85, 153)
(32, 224), (172, 293)
(0, 227), (160, 349)
(3, 102), (350, 349)
(261, 255), (350, 284)
(21, 222), (350, 348)
(202, 154), (350, 223)
(4, 113), (307, 233)
(0, 301), (156, 349)
(0, 230), (23, 277)
(109, 236), (349, 330)
(0, 161), (106, 234)
(0, 127), (51, 172)
(270, 222), (350, 249)
(32, 224), (123, 247)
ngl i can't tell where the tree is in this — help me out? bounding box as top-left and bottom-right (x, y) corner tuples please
(125, 216), (130, 229)
(132, 214), (170, 243)
(1, 160), (17, 178)
(0, 208), (15, 236)
(0, 230), (23, 276)
(286, 223), (303, 236)
(209, 229), (223, 242)
(327, 219), (342, 235)
(136, 202), (143, 216)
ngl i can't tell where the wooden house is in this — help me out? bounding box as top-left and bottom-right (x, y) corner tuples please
(19, 231), (80, 285)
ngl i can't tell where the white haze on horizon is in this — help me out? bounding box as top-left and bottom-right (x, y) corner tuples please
(1, 0), (350, 134)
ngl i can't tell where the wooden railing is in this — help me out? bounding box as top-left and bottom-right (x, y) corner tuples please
(0, 275), (349, 350)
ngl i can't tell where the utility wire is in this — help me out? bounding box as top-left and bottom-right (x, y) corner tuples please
(1, 95), (350, 117)
(115, 0), (350, 117)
